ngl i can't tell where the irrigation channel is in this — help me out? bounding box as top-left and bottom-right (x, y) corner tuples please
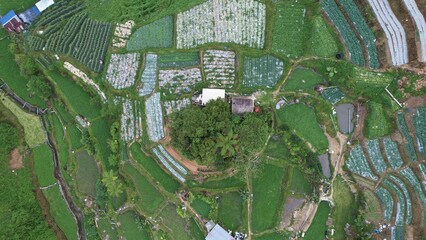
(42, 117), (86, 239)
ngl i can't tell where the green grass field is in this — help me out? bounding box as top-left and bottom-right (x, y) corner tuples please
(364, 189), (383, 222)
(33, 144), (56, 186)
(67, 124), (83, 150)
(127, 16), (174, 50)
(1, 96), (45, 148)
(97, 217), (119, 240)
(332, 176), (358, 239)
(91, 117), (112, 169)
(290, 168), (313, 194)
(76, 151), (99, 197)
(189, 218), (205, 240)
(43, 186), (77, 240)
(158, 204), (192, 240)
(276, 104), (328, 152)
(218, 191), (244, 230)
(188, 175), (245, 190)
(251, 163), (288, 233)
(307, 16), (339, 57)
(364, 101), (391, 139)
(254, 232), (289, 240)
(0, 31), (46, 107)
(49, 113), (69, 167)
(271, 1), (308, 59)
(284, 67), (324, 92)
(47, 71), (101, 120)
(123, 163), (165, 214)
(130, 143), (180, 193)
(117, 211), (152, 239)
(304, 201), (330, 239)
(191, 198), (212, 218)
(53, 101), (74, 124)
(157, 51), (200, 69)
(264, 136), (290, 159)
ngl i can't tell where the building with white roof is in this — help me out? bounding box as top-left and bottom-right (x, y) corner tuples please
(201, 88), (225, 105)
(35, 0), (55, 13)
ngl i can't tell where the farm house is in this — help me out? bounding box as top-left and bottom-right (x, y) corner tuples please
(0, 11), (24, 33)
(231, 97), (255, 115)
(205, 221), (235, 240)
(196, 88), (226, 105)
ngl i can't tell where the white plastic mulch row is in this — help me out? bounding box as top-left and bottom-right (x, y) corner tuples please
(383, 179), (405, 226)
(367, 0), (408, 65)
(120, 99), (142, 142)
(176, 0), (266, 49)
(164, 98), (191, 115)
(145, 93), (165, 142)
(158, 145), (188, 175)
(366, 139), (387, 174)
(106, 53), (140, 89)
(346, 145), (378, 180)
(153, 148), (186, 183)
(402, 0), (426, 61)
(388, 175), (412, 224)
(159, 68), (202, 94)
(383, 138), (404, 169)
(203, 50), (236, 88)
(400, 168), (426, 217)
(139, 53), (158, 97)
(375, 186), (394, 222)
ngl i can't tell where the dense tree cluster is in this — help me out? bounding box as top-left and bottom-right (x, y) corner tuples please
(170, 99), (271, 165)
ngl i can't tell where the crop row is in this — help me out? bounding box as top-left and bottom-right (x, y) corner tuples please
(158, 52), (200, 69)
(106, 53), (140, 89)
(159, 68), (202, 94)
(139, 54), (158, 97)
(321, 87), (345, 105)
(127, 16), (173, 51)
(375, 187), (394, 222)
(321, 0), (365, 66)
(414, 108), (426, 158)
(388, 175), (412, 224)
(26, 36), (45, 51)
(339, 0), (380, 68)
(400, 167), (426, 224)
(35, 1), (84, 34)
(346, 145), (377, 180)
(383, 179), (405, 226)
(367, 0), (408, 65)
(164, 99), (191, 115)
(397, 112), (417, 161)
(203, 50), (236, 88)
(176, 0), (266, 49)
(158, 145), (188, 175)
(383, 138), (404, 169)
(366, 139), (387, 174)
(242, 55), (284, 88)
(401, 0), (426, 61)
(145, 93), (165, 142)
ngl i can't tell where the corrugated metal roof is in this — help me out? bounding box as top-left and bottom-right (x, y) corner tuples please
(18, 6), (41, 24)
(205, 224), (234, 240)
(1, 10), (17, 26)
(35, 0), (55, 12)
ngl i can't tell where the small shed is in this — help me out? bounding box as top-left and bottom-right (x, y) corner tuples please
(232, 96), (254, 114)
(18, 6), (41, 24)
(201, 88), (225, 105)
(1, 10), (24, 33)
(205, 223), (234, 240)
(35, 0), (55, 13)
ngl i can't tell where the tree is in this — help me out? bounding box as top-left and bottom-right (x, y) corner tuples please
(19, 56), (38, 76)
(102, 170), (123, 198)
(235, 113), (270, 153)
(81, 130), (96, 155)
(27, 76), (52, 100)
(216, 130), (238, 157)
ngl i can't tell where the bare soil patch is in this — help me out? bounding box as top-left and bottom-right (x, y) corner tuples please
(404, 95), (426, 109)
(9, 148), (23, 170)
(280, 197), (305, 229)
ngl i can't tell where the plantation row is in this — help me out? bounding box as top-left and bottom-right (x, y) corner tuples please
(366, 139), (387, 174)
(176, 0), (266, 49)
(382, 179), (405, 240)
(321, 87), (345, 105)
(163, 99), (191, 115)
(158, 52), (200, 69)
(203, 50), (236, 88)
(367, 0), (408, 65)
(338, 0), (380, 68)
(159, 68), (203, 94)
(145, 93), (165, 142)
(44, 13), (112, 72)
(383, 138), (404, 169)
(121, 99), (143, 142)
(139, 54), (158, 97)
(321, 0), (365, 66)
(388, 175), (412, 224)
(346, 145), (377, 180)
(375, 187), (393, 222)
(242, 55), (284, 88)
(400, 168), (426, 224)
(106, 53), (140, 89)
(402, 0), (426, 62)
(127, 16), (174, 51)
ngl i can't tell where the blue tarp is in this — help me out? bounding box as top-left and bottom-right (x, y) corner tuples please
(1, 10), (17, 26)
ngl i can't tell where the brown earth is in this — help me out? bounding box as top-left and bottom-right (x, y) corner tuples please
(353, 102), (367, 140)
(404, 95), (426, 108)
(9, 148), (23, 170)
